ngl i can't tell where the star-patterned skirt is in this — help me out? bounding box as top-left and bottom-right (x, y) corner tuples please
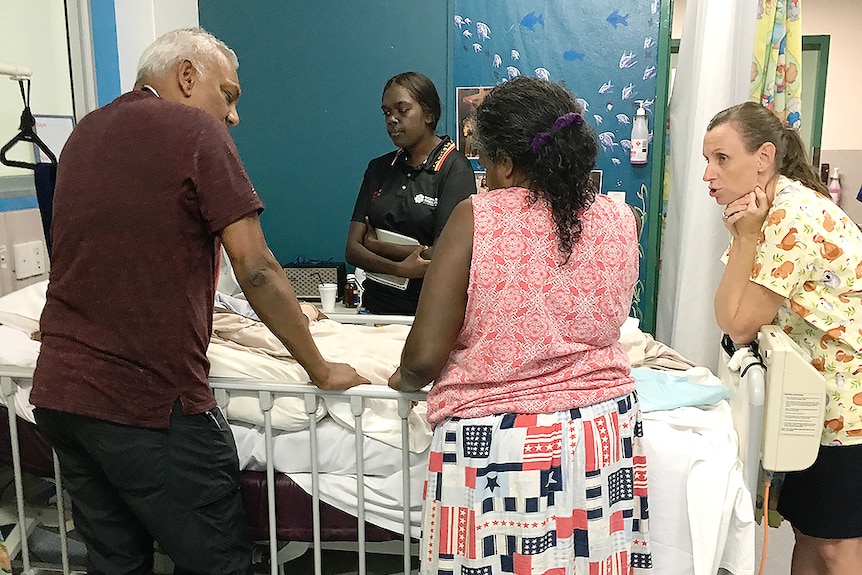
(420, 392), (651, 575)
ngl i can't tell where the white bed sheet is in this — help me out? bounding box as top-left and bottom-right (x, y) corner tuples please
(231, 419), (428, 538)
(230, 418), (426, 477)
(641, 402), (754, 575)
(0, 285), (753, 563)
(0, 325), (38, 422)
(0, 282), (432, 454)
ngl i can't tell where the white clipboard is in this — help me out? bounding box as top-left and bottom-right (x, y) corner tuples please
(365, 229), (420, 290)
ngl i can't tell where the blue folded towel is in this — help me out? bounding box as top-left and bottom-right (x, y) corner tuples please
(633, 367), (728, 412)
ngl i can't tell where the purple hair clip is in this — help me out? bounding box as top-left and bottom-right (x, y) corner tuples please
(530, 112), (585, 153)
(530, 131), (552, 153)
(553, 112), (585, 130)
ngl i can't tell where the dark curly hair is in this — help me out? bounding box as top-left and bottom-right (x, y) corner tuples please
(474, 77), (599, 260)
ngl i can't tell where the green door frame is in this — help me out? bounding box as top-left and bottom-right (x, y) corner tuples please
(802, 34), (830, 162)
(641, 0), (675, 334)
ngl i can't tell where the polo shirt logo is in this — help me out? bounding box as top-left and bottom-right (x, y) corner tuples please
(414, 194), (438, 207)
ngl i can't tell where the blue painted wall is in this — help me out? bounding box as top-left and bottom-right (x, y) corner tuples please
(90, 0), (122, 106)
(198, 1), (669, 323)
(199, 1), (452, 266)
(453, 0), (663, 320)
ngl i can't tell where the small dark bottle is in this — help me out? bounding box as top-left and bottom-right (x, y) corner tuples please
(344, 275), (359, 308)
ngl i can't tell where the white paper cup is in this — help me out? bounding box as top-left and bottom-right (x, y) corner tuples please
(318, 283), (337, 312)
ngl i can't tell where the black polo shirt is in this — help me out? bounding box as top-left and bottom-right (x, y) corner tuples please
(351, 135), (476, 314)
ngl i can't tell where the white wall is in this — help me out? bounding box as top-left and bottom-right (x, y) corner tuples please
(0, 210), (49, 295)
(804, 0), (862, 223)
(0, 0), (73, 294)
(673, 0), (862, 151)
(0, 0), (74, 177)
(803, 0), (861, 151)
(0, 1), (199, 295)
(114, 0), (199, 92)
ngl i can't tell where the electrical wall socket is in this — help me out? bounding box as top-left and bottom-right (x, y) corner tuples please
(13, 241), (46, 280)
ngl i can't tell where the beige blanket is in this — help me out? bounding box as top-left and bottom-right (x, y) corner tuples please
(209, 309), (432, 452)
(0, 282), (696, 454)
(620, 329), (698, 372)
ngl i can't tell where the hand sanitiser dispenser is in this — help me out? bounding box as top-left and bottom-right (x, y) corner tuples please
(629, 102), (648, 165)
(758, 325), (825, 472)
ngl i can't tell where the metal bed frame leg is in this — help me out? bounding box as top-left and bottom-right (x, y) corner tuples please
(350, 396), (367, 575)
(397, 398), (412, 575)
(208, 376), (425, 575)
(53, 451), (71, 575)
(258, 391), (278, 575)
(304, 393), (322, 575)
(2, 375), (32, 574)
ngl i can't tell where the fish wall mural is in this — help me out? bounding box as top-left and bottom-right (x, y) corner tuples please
(453, 0), (665, 320)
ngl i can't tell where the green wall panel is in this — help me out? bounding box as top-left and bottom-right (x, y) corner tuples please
(199, 1), (452, 265)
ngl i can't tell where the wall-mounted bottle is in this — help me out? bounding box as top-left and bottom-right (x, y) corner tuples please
(630, 102), (648, 165)
(828, 167), (841, 205)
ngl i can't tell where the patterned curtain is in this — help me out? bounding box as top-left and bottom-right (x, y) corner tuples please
(750, 0), (803, 128)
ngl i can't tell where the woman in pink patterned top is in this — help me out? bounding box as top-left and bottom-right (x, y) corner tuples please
(388, 77), (649, 574)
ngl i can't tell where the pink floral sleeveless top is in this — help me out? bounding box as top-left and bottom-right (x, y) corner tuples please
(427, 188), (640, 425)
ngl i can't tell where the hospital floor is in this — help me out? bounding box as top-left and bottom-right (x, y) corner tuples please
(1, 470), (417, 574)
(255, 549), (419, 575)
(152, 546), (418, 574)
(9, 533), (418, 575)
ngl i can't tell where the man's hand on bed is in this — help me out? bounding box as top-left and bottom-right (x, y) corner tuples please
(313, 362), (370, 390)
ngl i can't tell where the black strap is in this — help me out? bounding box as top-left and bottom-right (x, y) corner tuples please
(0, 79), (58, 169)
(19, 77), (30, 108)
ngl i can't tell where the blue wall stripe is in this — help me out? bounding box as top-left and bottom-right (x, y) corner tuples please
(0, 196), (39, 213)
(91, 0), (122, 106)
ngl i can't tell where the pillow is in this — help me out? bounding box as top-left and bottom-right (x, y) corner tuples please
(0, 280), (48, 335)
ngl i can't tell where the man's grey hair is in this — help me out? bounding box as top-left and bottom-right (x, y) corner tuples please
(135, 27), (238, 83)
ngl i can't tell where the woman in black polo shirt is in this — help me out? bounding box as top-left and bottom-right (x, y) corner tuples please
(346, 72), (476, 315)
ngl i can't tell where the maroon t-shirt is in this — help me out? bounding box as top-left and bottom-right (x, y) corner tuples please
(31, 90), (263, 428)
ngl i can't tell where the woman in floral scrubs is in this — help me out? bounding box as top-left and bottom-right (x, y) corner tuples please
(704, 101), (862, 574)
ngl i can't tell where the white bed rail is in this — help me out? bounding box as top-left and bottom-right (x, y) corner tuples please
(324, 312), (415, 326)
(0, 366), (427, 575)
(210, 377), (426, 575)
(719, 342), (766, 505)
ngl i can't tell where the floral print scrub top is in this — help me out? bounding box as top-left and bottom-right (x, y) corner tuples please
(725, 176), (862, 445)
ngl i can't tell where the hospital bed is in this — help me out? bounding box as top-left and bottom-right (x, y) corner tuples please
(0, 281), (760, 575)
